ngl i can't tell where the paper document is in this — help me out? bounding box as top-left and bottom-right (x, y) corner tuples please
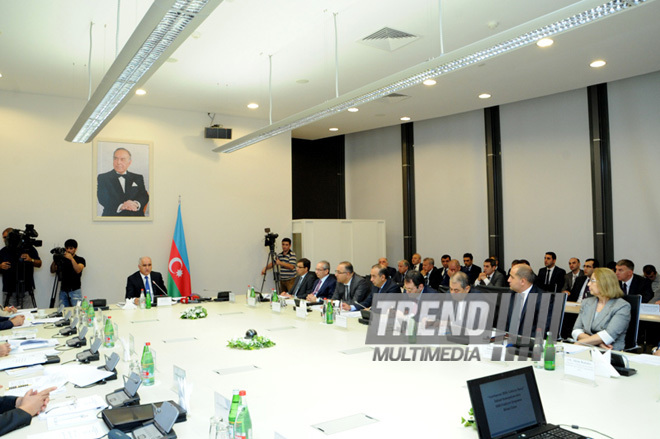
(0, 352), (47, 370)
(44, 364), (113, 387)
(627, 354), (660, 366)
(4, 374), (68, 397)
(28, 422), (107, 439)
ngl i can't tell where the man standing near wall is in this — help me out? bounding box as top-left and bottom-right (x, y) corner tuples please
(0, 228), (42, 308)
(261, 238), (297, 293)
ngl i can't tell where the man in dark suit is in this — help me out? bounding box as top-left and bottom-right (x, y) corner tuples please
(441, 259), (462, 287)
(404, 270), (439, 295)
(285, 258), (317, 299)
(475, 258), (507, 287)
(562, 257), (584, 292)
(333, 261), (371, 311)
(361, 264), (402, 309)
(461, 253), (482, 284)
(393, 260), (410, 288)
(306, 260), (337, 303)
(535, 251), (566, 292)
(0, 387), (56, 436)
(411, 253), (422, 272)
(126, 256), (167, 301)
(567, 258), (598, 302)
(378, 257), (397, 279)
(616, 259), (653, 303)
(507, 263), (556, 335)
(423, 257), (443, 290)
(97, 147), (149, 217)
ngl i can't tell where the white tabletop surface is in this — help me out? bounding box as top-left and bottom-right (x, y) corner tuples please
(1, 300), (658, 438)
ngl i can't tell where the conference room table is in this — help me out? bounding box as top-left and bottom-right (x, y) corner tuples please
(1, 299), (658, 438)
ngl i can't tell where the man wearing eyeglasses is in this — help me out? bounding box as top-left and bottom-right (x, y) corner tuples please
(306, 261), (336, 303)
(281, 258), (316, 299)
(567, 259), (598, 302)
(331, 261), (370, 311)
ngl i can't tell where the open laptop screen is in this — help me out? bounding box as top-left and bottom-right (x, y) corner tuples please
(467, 366), (547, 439)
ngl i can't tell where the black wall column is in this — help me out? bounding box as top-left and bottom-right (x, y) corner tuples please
(587, 84), (614, 265)
(401, 122), (416, 262)
(484, 107), (504, 263)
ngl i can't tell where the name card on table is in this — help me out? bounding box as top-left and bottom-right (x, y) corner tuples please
(214, 391), (230, 419)
(640, 304), (660, 316)
(157, 297), (173, 307)
(564, 355), (596, 384)
(247, 297), (257, 307)
(296, 304), (308, 319)
(335, 315), (348, 328)
(272, 302), (282, 313)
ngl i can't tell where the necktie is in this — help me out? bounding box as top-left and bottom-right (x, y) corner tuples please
(311, 279), (321, 296)
(622, 282), (628, 294)
(293, 276), (303, 296)
(546, 269), (551, 284)
(118, 175), (126, 192)
(144, 276), (152, 301)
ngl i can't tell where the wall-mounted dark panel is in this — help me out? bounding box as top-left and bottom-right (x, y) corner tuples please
(292, 136), (345, 219)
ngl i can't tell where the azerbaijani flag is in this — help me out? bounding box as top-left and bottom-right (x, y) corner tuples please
(166, 204), (191, 297)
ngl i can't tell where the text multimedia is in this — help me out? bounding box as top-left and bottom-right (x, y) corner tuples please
(372, 346), (481, 362)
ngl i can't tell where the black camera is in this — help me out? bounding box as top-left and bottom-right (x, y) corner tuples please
(6, 224), (42, 252)
(264, 228), (278, 249)
(50, 247), (67, 269)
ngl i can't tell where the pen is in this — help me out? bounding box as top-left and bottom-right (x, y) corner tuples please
(7, 384), (29, 390)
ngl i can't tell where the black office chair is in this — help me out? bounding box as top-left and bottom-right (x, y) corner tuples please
(621, 294), (642, 352)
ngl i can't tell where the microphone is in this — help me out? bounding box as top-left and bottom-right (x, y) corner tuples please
(152, 280), (168, 297)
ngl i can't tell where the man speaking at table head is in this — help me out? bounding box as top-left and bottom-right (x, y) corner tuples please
(126, 256), (167, 301)
(97, 147), (149, 217)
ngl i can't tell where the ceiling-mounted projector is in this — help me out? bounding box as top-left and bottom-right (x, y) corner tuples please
(205, 125), (232, 139)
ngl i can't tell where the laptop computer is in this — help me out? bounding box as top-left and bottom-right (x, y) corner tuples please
(467, 366), (587, 439)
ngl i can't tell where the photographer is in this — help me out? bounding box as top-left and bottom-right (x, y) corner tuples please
(0, 228), (42, 308)
(261, 237), (297, 293)
(49, 239), (85, 307)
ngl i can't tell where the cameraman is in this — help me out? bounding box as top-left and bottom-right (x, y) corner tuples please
(49, 239), (85, 307)
(0, 228), (42, 308)
(261, 237), (297, 293)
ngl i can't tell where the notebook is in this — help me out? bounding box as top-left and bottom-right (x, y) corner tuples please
(467, 366), (587, 439)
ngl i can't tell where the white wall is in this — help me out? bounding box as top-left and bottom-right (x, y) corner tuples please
(609, 70), (660, 268)
(414, 110), (489, 264)
(345, 125), (404, 264)
(0, 90), (291, 306)
(500, 89), (592, 271)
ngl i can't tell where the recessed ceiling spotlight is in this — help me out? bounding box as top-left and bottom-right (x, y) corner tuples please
(590, 60), (606, 68)
(135, 89), (147, 96)
(478, 93), (492, 99)
(347, 107), (359, 113)
(423, 79), (437, 86)
(329, 127), (339, 132)
(247, 103), (259, 109)
(400, 116), (411, 121)
(536, 38), (554, 48)
(0, 73), (3, 78)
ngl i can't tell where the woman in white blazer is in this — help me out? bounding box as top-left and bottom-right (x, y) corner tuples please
(571, 268), (631, 351)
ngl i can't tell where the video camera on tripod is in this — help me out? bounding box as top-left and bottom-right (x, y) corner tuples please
(6, 224), (42, 253)
(264, 228), (279, 250)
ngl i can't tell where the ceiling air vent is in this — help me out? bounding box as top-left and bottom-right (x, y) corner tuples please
(359, 27), (419, 51)
(380, 93), (410, 104)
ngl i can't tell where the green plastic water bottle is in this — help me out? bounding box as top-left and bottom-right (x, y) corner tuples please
(234, 390), (252, 439)
(227, 389), (240, 438)
(326, 299), (334, 324)
(145, 290), (152, 309)
(250, 286), (255, 298)
(81, 296), (89, 313)
(544, 331), (555, 371)
(141, 342), (155, 386)
(271, 288), (278, 304)
(86, 300), (95, 328)
(104, 316), (115, 347)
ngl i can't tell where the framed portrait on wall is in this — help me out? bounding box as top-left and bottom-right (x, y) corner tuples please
(93, 139), (153, 221)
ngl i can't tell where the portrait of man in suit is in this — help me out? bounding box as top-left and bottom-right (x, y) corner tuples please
(95, 141), (151, 219)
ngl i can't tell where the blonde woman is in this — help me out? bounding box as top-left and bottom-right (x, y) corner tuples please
(571, 268), (631, 350)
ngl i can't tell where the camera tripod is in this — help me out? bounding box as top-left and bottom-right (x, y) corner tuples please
(259, 247), (282, 296)
(4, 259), (37, 308)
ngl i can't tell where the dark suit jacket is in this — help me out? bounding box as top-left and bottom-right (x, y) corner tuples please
(462, 264), (482, 284)
(622, 274), (654, 303)
(291, 272), (318, 299)
(393, 270), (408, 287)
(535, 266), (567, 292)
(425, 267), (443, 290)
(563, 270), (584, 291)
(568, 275), (590, 302)
(0, 396), (31, 436)
(97, 170), (149, 217)
(332, 274), (370, 308)
(0, 316), (15, 331)
(126, 271), (167, 299)
(308, 275), (337, 302)
(475, 271), (507, 288)
(506, 286), (556, 335)
(384, 266), (397, 279)
(412, 263), (422, 272)
(361, 279), (401, 309)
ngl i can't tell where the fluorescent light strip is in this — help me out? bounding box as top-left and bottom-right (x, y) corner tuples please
(215, 0), (651, 153)
(66, 0), (222, 143)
